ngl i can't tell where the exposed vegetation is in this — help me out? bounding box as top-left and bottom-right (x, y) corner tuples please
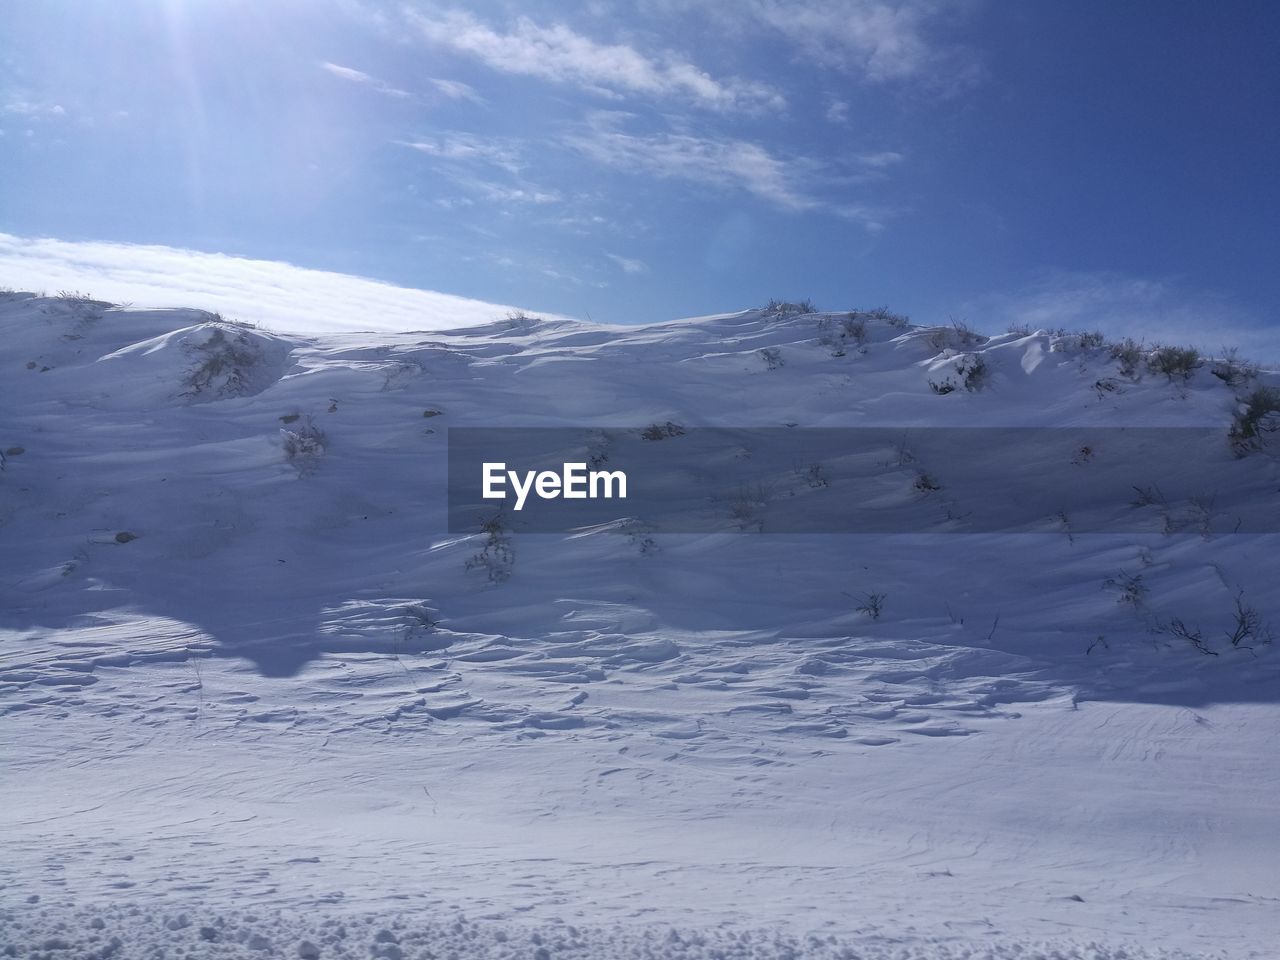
(929, 353), (988, 394)
(856, 592), (887, 621)
(183, 325), (266, 399)
(1229, 385), (1280, 455)
(925, 319), (984, 351)
(758, 347), (784, 370)
(1104, 571), (1147, 606)
(281, 416), (326, 476)
(1211, 348), (1259, 388)
(816, 313), (869, 357)
(764, 298), (818, 317)
(465, 514), (515, 583)
(641, 421), (686, 441)
(1147, 344), (1201, 382)
(1109, 337), (1146, 379)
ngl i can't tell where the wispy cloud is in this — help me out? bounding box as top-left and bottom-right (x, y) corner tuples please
(606, 253), (649, 274)
(748, 0), (981, 90)
(320, 61), (483, 105)
(398, 132), (523, 174)
(856, 150), (905, 169)
(399, 133), (563, 206)
(320, 62), (411, 99)
(404, 9), (784, 114)
(972, 270), (1280, 363)
(825, 98), (850, 124)
(459, 178), (562, 205)
(425, 77), (484, 104)
(565, 116), (811, 210)
(0, 233), (565, 333)
(3, 99), (66, 118)
(2, 87), (69, 127)
(564, 114), (891, 228)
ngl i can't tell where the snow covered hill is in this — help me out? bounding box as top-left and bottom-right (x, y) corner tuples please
(2, 290), (1277, 959)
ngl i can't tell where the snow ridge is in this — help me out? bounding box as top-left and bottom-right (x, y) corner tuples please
(2, 292), (1277, 958)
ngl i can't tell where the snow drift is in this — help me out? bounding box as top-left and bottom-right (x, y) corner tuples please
(2, 291), (1277, 959)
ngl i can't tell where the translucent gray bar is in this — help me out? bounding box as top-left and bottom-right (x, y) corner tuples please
(447, 427), (1279, 534)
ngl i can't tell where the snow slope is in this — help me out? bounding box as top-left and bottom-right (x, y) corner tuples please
(2, 292), (1278, 959)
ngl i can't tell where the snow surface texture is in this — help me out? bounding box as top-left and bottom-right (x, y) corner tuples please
(2, 292), (1278, 958)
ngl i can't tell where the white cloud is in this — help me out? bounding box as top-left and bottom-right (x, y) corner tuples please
(399, 135), (562, 205)
(606, 253), (649, 274)
(398, 133), (523, 173)
(748, 0), (981, 90)
(3, 95), (67, 119)
(321, 62), (483, 105)
(0, 233), (566, 334)
(564, 114), (888, 228)
(405, 9), (784, 114)
(566, 117), (811, 210)
(320, 62), (411, 99)
(425, 77), (485, 104)
(971, 270), (1280, 364)
(856, 150), (905, 168)
(468, 181), (561, 205)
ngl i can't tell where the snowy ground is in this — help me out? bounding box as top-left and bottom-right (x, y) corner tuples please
(2, 292), (1277, 958)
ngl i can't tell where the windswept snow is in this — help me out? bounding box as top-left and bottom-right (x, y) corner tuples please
(0, 234), (568, 334)
(2, 292), (1278, 958)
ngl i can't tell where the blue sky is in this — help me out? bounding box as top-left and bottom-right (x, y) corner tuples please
(2, 1), (1278, 352)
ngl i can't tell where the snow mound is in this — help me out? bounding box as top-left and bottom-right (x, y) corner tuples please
(2, 292), (1277, 958)
(97, 321), (294, 407)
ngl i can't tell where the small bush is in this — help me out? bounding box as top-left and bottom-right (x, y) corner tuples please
(465, 514), (515, 582)
(620, 518), (658, 555)
(1229, 385), (1280, 454)
(959, 354), (988, 391)
(1109, 337), (1146, 378)
(856, 592), (886, 621)
(1076, 330), (1106, 350)
(913, 473), (942, 493)
(816, 313), (869, 357)
(759, 347), (784, 370)
(1104, 571), (1146, 605)
(841, 315), (867, 342)
(641, 421), (686, 441)
(728, 483), (771, 531)
(1211, 348), (1258, 388)
(183, 325), (264, 399)
(282, 416), (326, 475)
(925, 319), (984, 351)
(867, 305), (911, 329)
(1163, 617), (1216, 656)
(1130, 483), (1167, 508)
(765, 298), (818, 316)
(797, 462), (829, 488)
(1053, 329), (1106, 352)
(1094, 378), (1121, 398)
(1225, 592), (1272, 648)
(56, 289), (97, 303)
(929, 353), (987, 394)
(1148, 345), (1201, 382)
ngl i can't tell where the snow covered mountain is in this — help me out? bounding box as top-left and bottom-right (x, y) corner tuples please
(2, 290), (1277, 959)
